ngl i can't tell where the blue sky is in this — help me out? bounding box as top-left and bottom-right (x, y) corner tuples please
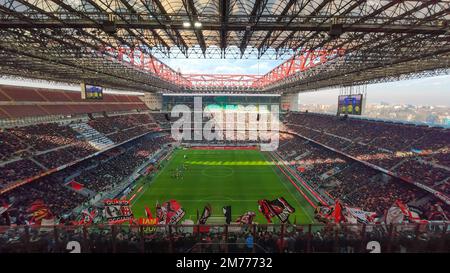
(166, 58), (450, 106)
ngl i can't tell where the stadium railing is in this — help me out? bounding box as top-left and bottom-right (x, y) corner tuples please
(0, 223), (448, 253)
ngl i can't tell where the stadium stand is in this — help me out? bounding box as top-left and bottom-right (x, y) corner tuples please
(0, 111), (160, 192)
(284, 112), (450, 195)
(276, 133), (449, 219)
(0, 133), (173, 225)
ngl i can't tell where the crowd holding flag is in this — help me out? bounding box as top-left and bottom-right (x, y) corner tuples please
(236, 211), (256, 225)
(428, 203), (449, 221)
(27, 200), (53, 225)
(156, 199), (186, 224)
(103, 199), (134, 224)
(385, 200), (428, 225)
(314, 199), (435, 226)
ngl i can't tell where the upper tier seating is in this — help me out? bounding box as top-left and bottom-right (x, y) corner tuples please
(0, 85), (148, 119)
(285, 112), (450, 195)
(0, 113), (159, 191)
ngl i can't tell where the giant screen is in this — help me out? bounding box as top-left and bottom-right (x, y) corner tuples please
(337, 94), (363, 115)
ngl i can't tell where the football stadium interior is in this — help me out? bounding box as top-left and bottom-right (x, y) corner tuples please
(0, 0), (449, 254)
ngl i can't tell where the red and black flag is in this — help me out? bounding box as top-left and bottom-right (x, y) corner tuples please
(158, 200), (185, 224)
(258, 197), (295, 223)
(198, 204), (212, 224)
(222, 205), (232, 224)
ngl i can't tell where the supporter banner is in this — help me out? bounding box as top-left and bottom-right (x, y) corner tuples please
(258, 197), (295, 223)
(138, 207), (159, 233)
(198, 204), (212, 224)
(315, 205), (333, 223)
(40, 218), (57, 232)
(235, 211), (256, 225)
(103, 199), (134, 224)
(385, 206), (404, 225)
(315, 201), (377, 224)
(428, 204), (449, 221)
(386, 200), (428, 224)
(331, 201), (342, 223)
(156, 200), (185, 225)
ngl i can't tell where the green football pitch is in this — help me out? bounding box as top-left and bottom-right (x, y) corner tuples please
(129, 148), (316, 224)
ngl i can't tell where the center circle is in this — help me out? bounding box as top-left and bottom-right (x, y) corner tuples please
(201, 166), (234, 178)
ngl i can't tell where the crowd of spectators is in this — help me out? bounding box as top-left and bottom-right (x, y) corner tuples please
(276, 133), (449, 219)
(0, 133), (174, 226)
(0, 159), (43, 186)
(1, 223), (447, 253)
(0, 113), (161, 190)
(88, 114), (155, 135)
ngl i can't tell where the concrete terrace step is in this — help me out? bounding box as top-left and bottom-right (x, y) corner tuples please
(69, 123), (115, 150)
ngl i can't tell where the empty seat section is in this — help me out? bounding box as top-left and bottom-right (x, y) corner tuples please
(1, 86), (46, 102)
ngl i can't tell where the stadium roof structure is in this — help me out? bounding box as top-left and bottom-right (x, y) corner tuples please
(0, 0), (449, 93)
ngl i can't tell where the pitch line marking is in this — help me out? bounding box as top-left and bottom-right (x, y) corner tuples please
(130, 149), (179, 206)
(174, 199), (257, 202)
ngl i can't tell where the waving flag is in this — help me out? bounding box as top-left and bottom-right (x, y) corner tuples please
(258, 197), (295, 223)
(386, 200), (428, 224)
(344, 207), (377, 224)
(236, 211), (256, 225)
(27, 200), (53, 225)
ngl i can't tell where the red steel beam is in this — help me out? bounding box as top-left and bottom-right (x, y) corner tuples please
(101, 46), (192, 88)
(251, 49), (346, 88)
(101, 47), (344, 89)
